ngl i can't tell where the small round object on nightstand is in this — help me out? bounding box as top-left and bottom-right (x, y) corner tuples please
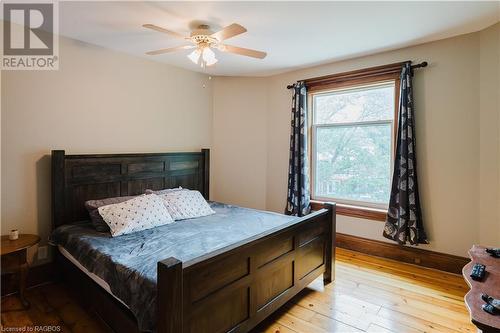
(9, 229), (19, 240)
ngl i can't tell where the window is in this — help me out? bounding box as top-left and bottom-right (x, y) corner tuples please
(311, 81), (396, 209)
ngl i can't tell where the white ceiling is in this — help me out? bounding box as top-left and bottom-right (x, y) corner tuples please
(57, 1), (499, 76)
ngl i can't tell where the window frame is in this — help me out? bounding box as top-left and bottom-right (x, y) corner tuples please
(305, 65), (401, 221)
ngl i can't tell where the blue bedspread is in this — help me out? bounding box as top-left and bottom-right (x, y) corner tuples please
(50, 202), (296, 332)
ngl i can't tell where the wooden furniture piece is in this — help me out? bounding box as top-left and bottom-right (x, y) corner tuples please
(463, 245), (500, 333)
(52, 149), (336, 333)
(1, 234), (40, 307)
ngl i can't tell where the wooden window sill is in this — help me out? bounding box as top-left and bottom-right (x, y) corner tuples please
(311, 200), (387, 222)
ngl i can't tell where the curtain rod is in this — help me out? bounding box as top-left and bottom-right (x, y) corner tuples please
(286, 61), (428, 89)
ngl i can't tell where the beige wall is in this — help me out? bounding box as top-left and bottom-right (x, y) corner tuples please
(213, 27), (500, 257)
(1, 35), (213, 262)
(479, 23), (500, 246)
(212, 77), (268, 209)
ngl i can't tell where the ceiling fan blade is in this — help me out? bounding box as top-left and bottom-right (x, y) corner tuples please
(211, 23), (247, 41)
(146, 45), (194, 56)
(143, 24), (187, 40)
(219, 44), (267, 59)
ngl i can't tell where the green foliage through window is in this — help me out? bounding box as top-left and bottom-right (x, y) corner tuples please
(312, 82), (395, 206)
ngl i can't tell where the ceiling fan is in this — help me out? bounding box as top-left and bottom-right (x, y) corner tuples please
(143, 23), (267, 67)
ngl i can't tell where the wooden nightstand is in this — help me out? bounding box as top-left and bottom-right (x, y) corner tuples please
(1, 234), (40, 308)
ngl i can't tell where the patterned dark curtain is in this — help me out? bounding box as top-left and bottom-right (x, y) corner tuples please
(383, 62), (429, 245)
(285, 81), (311, 217)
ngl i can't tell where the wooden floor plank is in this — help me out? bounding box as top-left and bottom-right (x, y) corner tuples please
(1, 248), (474, 333)
(376, 307), (464, 333)
(332, 269), (468, 310)
(292, 292), (378, 330)
(337, 257), (468, 297)
(335, 264), (466, 301)
(283, 302), (364, 332)
(330, 274), (471, 320)
(366, 323), (394, 333)
(260, 322), (299, 333)
(361, 312), (425, 333)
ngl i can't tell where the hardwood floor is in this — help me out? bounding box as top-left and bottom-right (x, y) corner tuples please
(1, 282), (111, 333)
(1, 249), (474, 333)
(256, 249), (474, 333)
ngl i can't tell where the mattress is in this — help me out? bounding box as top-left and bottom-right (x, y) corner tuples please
(58, 245), (129, 308)
(50, 201), (296, 332)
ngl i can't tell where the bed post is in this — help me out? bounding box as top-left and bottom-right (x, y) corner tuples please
(323, 202), (336, 284)
(157, 257), (183, 333)
(202, 148), (210, 200)
(52, 150), (65, 228)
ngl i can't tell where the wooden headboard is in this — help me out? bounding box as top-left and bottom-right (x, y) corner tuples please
(51, 149), (209, 228)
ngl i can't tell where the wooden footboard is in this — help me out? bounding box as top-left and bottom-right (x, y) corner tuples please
(157, 203), (336, 333)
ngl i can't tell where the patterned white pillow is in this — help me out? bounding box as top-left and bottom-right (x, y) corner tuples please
(98, 194), (174, 237)
(157, 190), (215, 220)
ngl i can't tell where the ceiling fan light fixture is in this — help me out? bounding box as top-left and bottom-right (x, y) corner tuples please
(205, 57), (218, 67)
(188, 46), (218, 67)
(202, 47), (217, 66)
(188, 48), (201, 64)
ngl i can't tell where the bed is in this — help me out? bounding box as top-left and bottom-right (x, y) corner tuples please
(51, 149), (336, 333)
